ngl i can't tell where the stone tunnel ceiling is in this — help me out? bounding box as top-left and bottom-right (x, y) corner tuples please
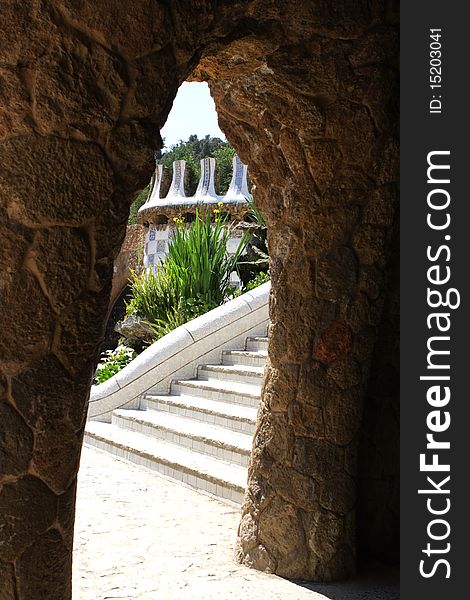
(0, 1), (398, 596)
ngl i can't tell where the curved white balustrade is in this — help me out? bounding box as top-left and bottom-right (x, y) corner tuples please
(138, 154), (251, 213)
(88, 282), (270, 422)
(141, 164), (164, 211)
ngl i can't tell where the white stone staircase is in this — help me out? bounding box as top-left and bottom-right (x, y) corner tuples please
(85, 335), (268, 505)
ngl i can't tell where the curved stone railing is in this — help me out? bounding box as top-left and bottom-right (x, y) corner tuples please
(88, 282), (270, 422)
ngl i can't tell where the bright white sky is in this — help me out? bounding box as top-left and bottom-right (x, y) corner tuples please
(160, 82), (226, 149)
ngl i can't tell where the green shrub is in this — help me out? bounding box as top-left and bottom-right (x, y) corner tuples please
(128, 137), (241, 224)
(125, 268), (172, 329)
(237, 202), (269, 286)
(126, 210), (250, 339)
(234, 271), (270, 297)
(244, 271), (270, 291)
(128, 184), (151, 225)
(94, 345), (137, 385)
(212, 144), (236, 193)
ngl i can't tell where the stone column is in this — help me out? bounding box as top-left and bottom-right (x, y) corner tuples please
(202, 3), (399, 581)
(0, 4), (191, 597)
(0, 132), (142, 600)
(139, 164), (169, 270)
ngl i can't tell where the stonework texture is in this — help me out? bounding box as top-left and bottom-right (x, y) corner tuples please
(109, 223), (145, 306)
(0, 1), (398, 597)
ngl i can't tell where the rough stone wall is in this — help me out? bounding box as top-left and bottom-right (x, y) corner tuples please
(0, 3), (204, 596)
(100, 225), (145, 353)
(109, 224), (146, 309)
(0, 1), (398, 596)
(195, 2), (399, 580)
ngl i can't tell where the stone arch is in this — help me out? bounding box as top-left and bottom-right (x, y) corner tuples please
(0, 1), (398, 596)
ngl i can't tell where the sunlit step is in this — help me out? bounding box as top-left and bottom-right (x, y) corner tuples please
(85, 422), (247, 505)
(143, 393), (257, 435)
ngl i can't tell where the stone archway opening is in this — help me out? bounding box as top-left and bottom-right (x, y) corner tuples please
(134, 78), (256, 282)
(0, 2), (398, 597)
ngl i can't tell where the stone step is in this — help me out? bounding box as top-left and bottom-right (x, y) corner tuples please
(197, 363), (265, 385)
(245, 336), (268, 351)
(112, 409), (252, 467)
(143, 393), (257, 435)
(222, 349), (267, 368)
(171, 378), (261, 408)
(85, 422), (246, 505)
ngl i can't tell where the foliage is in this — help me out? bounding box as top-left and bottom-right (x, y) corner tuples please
(243, 271), (270, 291)
(234, 271), (270, 297)
(94, 345), (137, 385)
(126, 210), (250, 339)
(237, 202), (269, 286)
(128, 184), (151, 225)
(212, 144), (236, 193)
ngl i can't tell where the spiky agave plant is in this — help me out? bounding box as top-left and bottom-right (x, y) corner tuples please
(126, 209), (250, 340)
(237, 202), (269, 286)
(166, 208), (248, 308)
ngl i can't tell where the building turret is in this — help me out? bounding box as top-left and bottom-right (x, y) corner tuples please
(137, 154), (252, 274)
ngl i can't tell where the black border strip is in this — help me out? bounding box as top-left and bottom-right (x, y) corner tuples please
(401, 3), (468, 597)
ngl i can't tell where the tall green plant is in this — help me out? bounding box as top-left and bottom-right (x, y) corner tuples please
(237, 202), (269, 286)
(128, 183), (151, 225)
(126, 210), (250, 339)
(167, 209), (246, 306)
